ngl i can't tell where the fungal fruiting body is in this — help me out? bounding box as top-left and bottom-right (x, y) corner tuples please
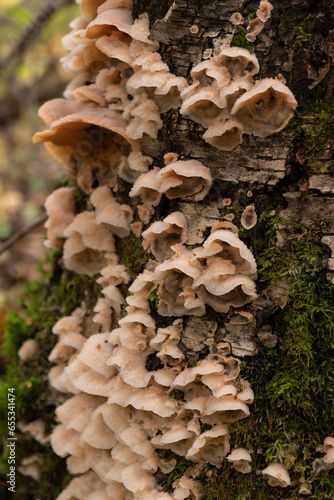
(27, 0), (300, 497)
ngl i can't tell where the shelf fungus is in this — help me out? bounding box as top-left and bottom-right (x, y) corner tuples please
(33, 100), (135, 193)
(130, 158), (212, 206)
(142, 212), (188, 261)
(180, 46), (296, 150)
(63, 211), (116, 276)
(30, 0), (289, 498)
(44, 187), (76, 250)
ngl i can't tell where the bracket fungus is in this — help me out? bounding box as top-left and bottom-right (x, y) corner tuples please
(30, 0), (300, 497)
(142, 212), (188, 261)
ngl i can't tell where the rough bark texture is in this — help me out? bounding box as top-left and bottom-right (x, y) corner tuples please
(2, 0), (334, 499)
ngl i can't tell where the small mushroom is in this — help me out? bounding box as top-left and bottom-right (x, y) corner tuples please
(256, 1), (273, 23)
(262, 463), (291, 487)
(231, 78), (297, 138)
(241, 205), (257, 230)
(227, 448), (252, 473)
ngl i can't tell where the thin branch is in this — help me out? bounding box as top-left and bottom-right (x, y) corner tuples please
(0, 213), (47, 256)
(0, 0), (73, 72)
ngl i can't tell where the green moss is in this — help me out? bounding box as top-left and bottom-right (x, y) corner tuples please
(231, 26), (254, 53)
(188, 208), (334, 499)
(286, 100), (334, 174)
(168, 389), (185, 401)
(115, 231), (149, 279)
(0, 252), (102, 498)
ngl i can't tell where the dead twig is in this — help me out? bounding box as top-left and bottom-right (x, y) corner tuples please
(0, 212), (47, 256)
(0, 0), (73, 72)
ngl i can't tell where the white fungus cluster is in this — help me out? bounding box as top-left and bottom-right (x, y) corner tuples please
(29, 0), (301, 497)
(312, 437), (334, 472)
(180, 46), (297, 151)
(42, 173), (257, 498)
(46, 268), (255, 498)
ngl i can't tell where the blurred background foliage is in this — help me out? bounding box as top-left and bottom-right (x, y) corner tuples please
(0, 0), (79, 309)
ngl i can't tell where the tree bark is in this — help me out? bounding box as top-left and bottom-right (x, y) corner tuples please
(4, 0), (334, 499)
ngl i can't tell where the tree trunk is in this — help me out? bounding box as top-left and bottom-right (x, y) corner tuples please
(3, 0), (334, 499)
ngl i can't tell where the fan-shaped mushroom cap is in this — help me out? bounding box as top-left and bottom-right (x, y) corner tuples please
(65, 357), (113, 396)
(77, 333), (114, 377)
(203, 119), (244, 151)
(262, 463), (291, 487)
(158, 160), (212, 201)
(230, 12), (244, 25)
(241, 204), (257, 230)
(56, 394), (104, 433)
(92, 297), (112, 331)
(48, 363), (81, 394)
(217, 47), (259, 78)
(98, 0), (133, 12)
(18, 339), (38, 362)
(299, 483), (311, 496)
(126, 70), (187, 113)
(85, 8), (133, 38)
(33, 100), (135, 193)
(246, 18), (264, 40)
(63, 212), (115, 277)
(44, 187), (76, 248)
(129, 167), (162, 206)
(51, 424), (85, 459)
(195, 229), (257, 277)
(323, 437), (334, 451)
(97, 252), (130, 287)
(74, 84), (106, 105)
(18, 454), (43, 482)
(90, 186), (133, 237)
(49, 330), (87, 363)
(201, 374), (237, 398)
(96, 30), (133, 65)
(107, 377), (178, 417)
(17, 419), (50, 445)
(173, 476), (202, 500)
(201, 395), (250, 424)
(189, 60), (231, 88)
(231, 78), (297, 138)
(186, 425), (230, 465)
(126, 269), (156, 311)
(121, 463), (156, 493)
(154, 250), (204, 317)
(125, 94), (163, 139)
(101, 285), (124, 314)
(118, 151), (152, 183)
(56, 471), (106, 500)
(257, 1), (273, 22)
(227, 448), (252, 473)
(323, 447), (334, 467)
(142, 212), (188, 261)
(85, 408), (117, 450)
(108, 346), (151, 387)
(211, 221), (238, 234)
(172, 360), (224, 389)
(151, 423), (195, 455)
(180, 87), (226, 127)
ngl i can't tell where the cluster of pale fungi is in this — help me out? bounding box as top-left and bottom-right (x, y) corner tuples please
(16, 0), (312, 497)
